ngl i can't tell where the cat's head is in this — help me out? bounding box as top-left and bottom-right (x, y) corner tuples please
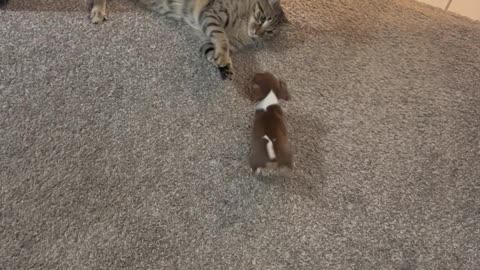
(248, 0), (290, 40)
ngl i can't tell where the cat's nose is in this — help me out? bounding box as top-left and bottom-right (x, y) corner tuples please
(255, 26), (262, 35)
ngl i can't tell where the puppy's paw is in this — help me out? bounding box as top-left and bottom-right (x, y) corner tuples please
(91, 8), (107, 24)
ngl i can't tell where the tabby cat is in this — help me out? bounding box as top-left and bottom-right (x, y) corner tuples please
(88, 0), (290, 80)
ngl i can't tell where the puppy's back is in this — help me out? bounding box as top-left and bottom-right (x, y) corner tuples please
(249, 105), (292, 172)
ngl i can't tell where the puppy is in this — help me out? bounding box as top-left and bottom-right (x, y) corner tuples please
(249, 72), (293, 174)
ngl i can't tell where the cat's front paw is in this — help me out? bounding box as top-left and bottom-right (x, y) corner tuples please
(215, 53), (234, 80)
(218, 65), (233, 80)
(91, 8), (107, 24)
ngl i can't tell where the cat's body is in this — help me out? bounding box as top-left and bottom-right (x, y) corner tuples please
(89, 0), (289, 79)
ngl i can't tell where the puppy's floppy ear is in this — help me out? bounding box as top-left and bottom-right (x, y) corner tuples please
(249, 81), (264, 102)
(277, 79), (290, 101)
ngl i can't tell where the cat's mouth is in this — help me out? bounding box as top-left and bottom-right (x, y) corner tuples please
(247, 21), (262, 39)
(248, 27), (262, 39)
(248, 31), (259, 39)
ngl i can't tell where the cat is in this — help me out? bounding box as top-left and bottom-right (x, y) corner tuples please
(88, 0), (290, 80)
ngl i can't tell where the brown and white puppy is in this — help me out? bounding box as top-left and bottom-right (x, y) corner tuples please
(249, 72), (293, 174)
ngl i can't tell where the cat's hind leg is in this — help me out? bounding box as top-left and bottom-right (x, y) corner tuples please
(89, 0), (107, 24)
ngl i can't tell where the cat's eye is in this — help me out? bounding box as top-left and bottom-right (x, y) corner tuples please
(260, 16), (267, 23)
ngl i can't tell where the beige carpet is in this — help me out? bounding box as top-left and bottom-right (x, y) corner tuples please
(1, 0), (479, 269)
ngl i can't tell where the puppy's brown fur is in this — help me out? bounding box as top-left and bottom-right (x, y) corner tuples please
(249, 72), (293, 174)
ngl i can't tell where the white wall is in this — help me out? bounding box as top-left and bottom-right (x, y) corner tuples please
(417, 0), (480, 20)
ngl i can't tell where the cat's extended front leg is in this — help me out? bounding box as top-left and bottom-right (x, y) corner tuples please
(201, 16), (233, 80)
(88, 0), (107, 24)
(212, 32), (233, 80)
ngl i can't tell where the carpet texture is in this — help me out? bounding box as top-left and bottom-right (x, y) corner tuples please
(1, 0), (480, 269)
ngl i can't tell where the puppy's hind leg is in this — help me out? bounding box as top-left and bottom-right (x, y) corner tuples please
(89, 0), (107, 24)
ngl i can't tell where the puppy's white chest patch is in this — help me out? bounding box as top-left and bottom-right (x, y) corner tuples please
(262, 135), (276, 160)
(256, 90), (278, 111)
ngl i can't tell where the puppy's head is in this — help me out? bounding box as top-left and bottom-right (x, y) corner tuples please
(249, 72), (290, 102)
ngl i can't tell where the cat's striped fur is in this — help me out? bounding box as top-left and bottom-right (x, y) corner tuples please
(89, 0), (289, 79)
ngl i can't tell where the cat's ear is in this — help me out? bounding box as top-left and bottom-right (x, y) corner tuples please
(279, 14), (295, 32)
(279, 10), (292, 25)
(277, 79), (290, 101)
(269, 0), (281, 7)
